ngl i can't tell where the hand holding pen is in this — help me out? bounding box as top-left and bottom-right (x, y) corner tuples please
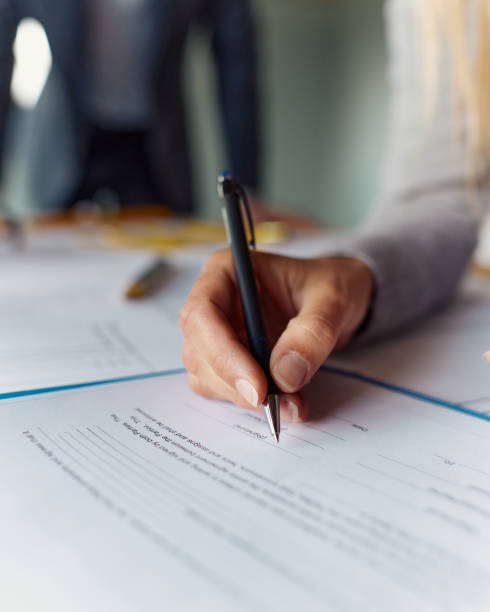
(179, 175), (374, 437)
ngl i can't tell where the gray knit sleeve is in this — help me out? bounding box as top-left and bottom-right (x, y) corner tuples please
(328, 0), (481, 343)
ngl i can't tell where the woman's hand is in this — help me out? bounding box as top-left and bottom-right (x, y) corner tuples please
(179, 250), (373, 421)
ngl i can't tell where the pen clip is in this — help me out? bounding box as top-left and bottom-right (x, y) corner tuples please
(237, 184), (256, 250)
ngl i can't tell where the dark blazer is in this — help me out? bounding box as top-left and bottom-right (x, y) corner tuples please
(0, 0), (259, 214)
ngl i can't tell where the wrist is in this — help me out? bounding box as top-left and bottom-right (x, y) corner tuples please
(322, 256), (375, 347)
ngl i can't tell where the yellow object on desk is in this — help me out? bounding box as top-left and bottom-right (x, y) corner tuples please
(100, 218), (291, 253)
(124, 258), (174, 299)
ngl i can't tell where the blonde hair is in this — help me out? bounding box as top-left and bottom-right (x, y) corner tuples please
(421, 1), (490, 163)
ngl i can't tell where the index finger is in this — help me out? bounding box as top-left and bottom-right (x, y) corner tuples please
(179, 250), (268, 408)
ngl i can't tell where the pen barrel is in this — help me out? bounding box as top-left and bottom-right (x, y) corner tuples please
(223, 192), (274, 382)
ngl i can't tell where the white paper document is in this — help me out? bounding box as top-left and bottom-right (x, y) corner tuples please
(332, 274), (490, 416)
(2, 371), (490, 611)
(0, 248), (188, 395)
(0, 315), (182, 395)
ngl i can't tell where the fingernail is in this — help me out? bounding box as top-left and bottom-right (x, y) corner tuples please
(235, 379), (259, 407)
(284, 399), (303, 423)
(273, 351), (309, 392)
(484, 351), (490, 363)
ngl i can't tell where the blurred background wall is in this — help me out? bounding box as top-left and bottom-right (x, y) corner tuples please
(186, 0), (388, 227)
(9, 0), (388, 227)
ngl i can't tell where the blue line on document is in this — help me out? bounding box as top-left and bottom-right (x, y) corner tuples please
(4, 363), (487, 424)
(0, 368), (187, 401)
(321, 364), (490, 423)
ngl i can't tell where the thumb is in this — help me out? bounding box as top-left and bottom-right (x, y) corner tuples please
(269, 289), (348, 393)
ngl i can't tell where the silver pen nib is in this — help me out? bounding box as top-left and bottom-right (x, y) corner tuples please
(262, 394), (280, 443)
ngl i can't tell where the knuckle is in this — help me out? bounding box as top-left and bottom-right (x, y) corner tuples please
(181, 342), (197, 371)
(178, 300), (193, 332)
(297, 312), (338, 347)
(179, 298), (203, 335)
(329, 287), (350, 315)
(188, 374), (203, 395)
(188, 374), (219, 401)
(203, 248), (230, 272)
(208, 349), (231, 380)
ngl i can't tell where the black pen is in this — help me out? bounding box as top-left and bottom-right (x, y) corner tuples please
(218, 173), (280, 442)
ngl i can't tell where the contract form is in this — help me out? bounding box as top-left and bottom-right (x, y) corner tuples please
(1, 371), (490, 611)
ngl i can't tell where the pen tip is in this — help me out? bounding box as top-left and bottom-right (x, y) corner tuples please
(262, 394), (281, 443)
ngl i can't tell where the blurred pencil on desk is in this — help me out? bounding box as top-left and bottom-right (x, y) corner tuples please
(125, 258), (173, 299)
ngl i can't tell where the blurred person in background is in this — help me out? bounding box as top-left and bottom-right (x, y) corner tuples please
(0, 0), (259, 215)
(180, 0), (486, 421)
